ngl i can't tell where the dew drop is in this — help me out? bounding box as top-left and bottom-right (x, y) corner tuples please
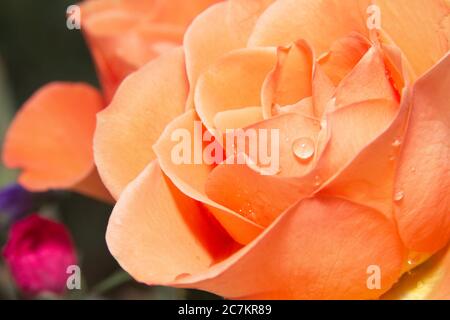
(314, 175), (322, 187)
(320, 119), (328, 130)
(392, 138), (402, 147)
(237, 201), (256, 220)
(394, 190), (404, 202)
(416, 281), (424, 289)
(273, 104), (283, 115)
(292, 137), (315, 161)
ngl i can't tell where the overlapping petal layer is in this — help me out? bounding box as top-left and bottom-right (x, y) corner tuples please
(154, 110), (264, 245)
(82, 0), (220, 99)
(173, 196), (405, 299)
(375, 0), (449, 78)
(184, 0), (275, 94)
(195, 48), (277, 131)
(248, 0), (371, 52)
(394, 54), (450, 253)
(94, 48), (188, 198)
(106, 160), (238, 284)
(383, 245), (450, 300)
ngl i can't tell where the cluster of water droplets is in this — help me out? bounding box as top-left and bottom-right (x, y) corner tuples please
(389, 138), (402, 162)
(391, 137), (406, 203)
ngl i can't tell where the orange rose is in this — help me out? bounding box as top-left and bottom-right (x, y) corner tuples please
(2, 0), (219, 202)
(96, 0), (450, 299)
(82, 0), (220, 100)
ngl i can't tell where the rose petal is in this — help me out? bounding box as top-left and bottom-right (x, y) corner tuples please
(195, 47), (277, 131)
(84, 12), (185, 100)
(335, 46), (399, 107)
(112, 23), (183, 67)
(319, 89), (411, 219)
(206, 96), (399, 226)
(207, 96), (399, 224)
(2, 82), (103, 192)
(82, 0), (219, 100)
(227, 0), (276, 44)
(153, 110), (264, 245)
(106, 160), (237, 284)
(381, 43), (412, 92)
(184, 0), (273, 94)
(94, 48), (188, 199)
(204, 112), (322, 226)
(394, 53), (450, 253)
(382, 245), (450, 300)
(310, 99), (399, 190)
(261, 40), (314, 119)
(277, 97), (315, 118)
(428, 246), (450, 299)
(241, 113), (321, 177)
(248, 0), (371, 53)
(83, 0), (220, 26)
(82, 1), (157, 100)
(213, 107), (263, 132)
(205, 163), (304, 227)
(184, 2), (242, 93)
(319, 33), (371, 85)
(375, 0), (450, 78)
(174, 197), (405, 299)
(312, 64), (335, 118)
(151, 0), (222, 26)
(81, 0), (156, 18)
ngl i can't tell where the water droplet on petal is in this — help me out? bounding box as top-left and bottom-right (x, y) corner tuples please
(237, 201), (256, 220)
(273, 104), (282, 114)
(416, 281), (424, 289)
(314, 175), (322, 187)
(392, 138), (402, 147)
(292, 137), (315, 161)
(394, 191), (404, 202)
(411, 167), (416, 173)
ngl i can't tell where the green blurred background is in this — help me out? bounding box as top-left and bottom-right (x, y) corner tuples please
(0, 0), (216, 300)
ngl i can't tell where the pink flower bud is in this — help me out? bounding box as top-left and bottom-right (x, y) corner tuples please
(2, 214), (77, 296)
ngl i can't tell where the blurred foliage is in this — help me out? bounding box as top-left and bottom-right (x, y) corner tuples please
(0, 0), (98, 108)
(0, 0), (218, 300)
(0, 59), (16, 186)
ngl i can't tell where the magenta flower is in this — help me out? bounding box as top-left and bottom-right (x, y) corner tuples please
(2, 214), (77, 296)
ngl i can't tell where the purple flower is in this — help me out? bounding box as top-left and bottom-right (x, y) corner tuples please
(0, 184), (34, 220)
